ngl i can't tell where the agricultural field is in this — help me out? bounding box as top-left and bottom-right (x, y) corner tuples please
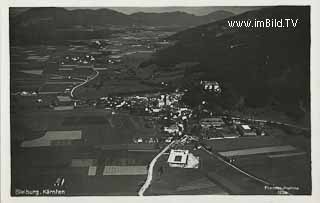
(202, 133), (311, 194)
(11, 109), (158, 145)
(11, 108), (160, 195)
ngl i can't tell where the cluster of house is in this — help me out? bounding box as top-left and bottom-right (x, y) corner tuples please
(199, 117), (236, 139)
(48, 89), (189, 115)
(200, 80), (221, 94)
(61, 44), (120, 67)
(95, 91), (190, 135)
(97, 96), (129, 110)
(61, 54), (96, 66)
(96, 91), (187, 115)
(19, 91), (38, 97)
(156, 94), (194, 144)
(132, 137), (158, 144)
(199, 116), (266, 139)
(162, 123), (185, 143)
(98, 91), (194, 144)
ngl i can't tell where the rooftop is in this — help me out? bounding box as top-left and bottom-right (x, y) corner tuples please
(57, 95), (73, 102)
(167, 149), (189, 164)
(241, 124), (251, 130)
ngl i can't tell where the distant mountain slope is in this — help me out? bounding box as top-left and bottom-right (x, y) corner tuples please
(201, 10), (235, 22)
(11, 7), (138, 27)
(10, 7), (138, 44)
(130, 11), (200, 26)
(129, 10), (234, 26)
(10, 7), (234, 44)
(145, 6), (310, 120)
(11, 7), (234, 27)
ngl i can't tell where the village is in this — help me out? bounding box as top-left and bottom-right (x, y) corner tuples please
(9, 14), (310, 196)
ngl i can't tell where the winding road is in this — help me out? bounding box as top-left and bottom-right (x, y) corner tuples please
(138, 140), (177, 196)
(70, 70), (99, 98)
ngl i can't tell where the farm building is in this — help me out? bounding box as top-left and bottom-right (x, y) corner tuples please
(54, 106), (74, 111)
(201, 127), (238, 140)
(57, 95), (73, 102)
(237, 124), (257, 136)
(200, 117), (225, 129)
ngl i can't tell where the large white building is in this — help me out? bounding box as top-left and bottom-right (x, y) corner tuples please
(167, 149), (189, 168)
(167, 149), (199, 168)
(238, 124), (257, 136)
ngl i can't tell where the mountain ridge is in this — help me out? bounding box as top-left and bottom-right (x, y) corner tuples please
(11, 7), (234, 27)
(142, 6), (310, 121)
(10, 7), (234, 44)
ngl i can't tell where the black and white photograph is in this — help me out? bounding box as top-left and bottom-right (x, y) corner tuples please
(2, 1), (316, 199)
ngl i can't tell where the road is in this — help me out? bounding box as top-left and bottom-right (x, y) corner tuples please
(138, 140), (177, 196)
(70, 70), (99, 98)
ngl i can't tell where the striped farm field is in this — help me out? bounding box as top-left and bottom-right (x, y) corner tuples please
(103, 166), (147, 175)
(267, 152), (306, 158)
(71, 159), (95, 167)
(219, 145), (296, 157)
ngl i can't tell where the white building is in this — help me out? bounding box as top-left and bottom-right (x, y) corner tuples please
(167, 149), (199, 168)
(167, 149), (189, 168)
(238, 124), (257, 136)
(164, 124), (180, 134)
